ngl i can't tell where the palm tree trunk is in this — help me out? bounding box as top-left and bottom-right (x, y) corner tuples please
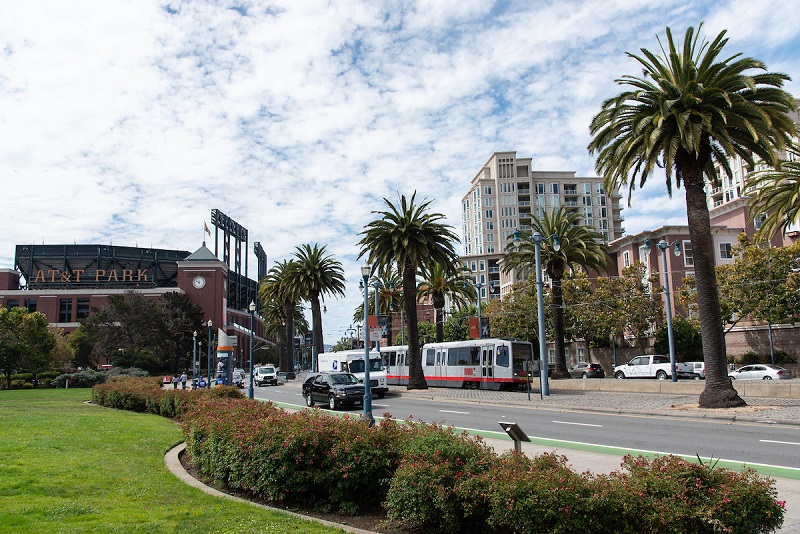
(682, 159), (745, 408)
(433, 293), (445, 343)
(550, 277), (571, 379)
(282, 301), (294, 374)
(403, 262), (426, 389)
(310, 291), (324, 370)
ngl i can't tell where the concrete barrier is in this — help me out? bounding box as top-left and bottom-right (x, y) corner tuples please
(548, 378), (798, 398)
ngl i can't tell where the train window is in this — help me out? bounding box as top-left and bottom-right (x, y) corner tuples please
(470, 347), (480, 366)
(448, 347), (471, 366)
(425, 349), (435, 366)
(497, 346), (509, 367)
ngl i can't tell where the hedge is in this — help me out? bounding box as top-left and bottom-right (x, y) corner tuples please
(93, 378), (786, 533)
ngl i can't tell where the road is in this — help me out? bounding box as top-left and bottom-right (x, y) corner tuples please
(251, 381), (800, 477)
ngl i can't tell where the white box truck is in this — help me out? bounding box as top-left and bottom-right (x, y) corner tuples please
(317, 349), (388, 398)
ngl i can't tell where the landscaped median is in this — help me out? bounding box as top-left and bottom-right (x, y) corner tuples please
(90, 377), (787, 533)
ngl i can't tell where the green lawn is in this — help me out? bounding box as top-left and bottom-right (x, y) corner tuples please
(0, 389), (344, 533)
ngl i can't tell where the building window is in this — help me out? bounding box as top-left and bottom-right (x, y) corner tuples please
(484, 198), (493, 207)
(25, 299), (37, 312)
(471, 261), (477, 272)
(719, 242), (733, 259)
(486, 221), (494, 230)
(535, 183), (545, 194)
(551, 183), (559, 194)
(59, 299), (73, 323)
(754, 213), (766, 230)
(623, 251), (630, 267)
(550, 194), (560, 206)
(6, 299), (19, 310)
(485, 209), (493, 218)
(577, 347), (585, 363)
(487, 245), (495, 253)
(483, 186), (492, 195)
(76, 298), (90, 319)
(479, 260), (485, 271)
(682, 241), (694, 267)
(548, 348), (556, 364)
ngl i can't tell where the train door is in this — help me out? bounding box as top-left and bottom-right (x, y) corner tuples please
(480, 343), (494, 388)
(436, 347), (447, 386)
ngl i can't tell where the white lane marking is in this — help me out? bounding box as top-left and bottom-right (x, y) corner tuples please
(440, 409), (470, 415)
(761, 439), (800, 446)
(552, 420), (602, 428)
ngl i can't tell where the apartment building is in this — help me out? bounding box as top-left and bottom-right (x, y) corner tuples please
(461, 151), (624, 302)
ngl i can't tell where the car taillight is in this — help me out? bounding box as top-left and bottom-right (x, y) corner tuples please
(777, 371), (783, 375)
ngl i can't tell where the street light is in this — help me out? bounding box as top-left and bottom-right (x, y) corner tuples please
(192, 331), (197, 388)
(360, 262), (375, 427)
(512, 230), (560, 397)
(373, 280), (382, 352)
(248, 301), (256, 399)
(644, 238), (681, 382)
(207, 319), (213, 383)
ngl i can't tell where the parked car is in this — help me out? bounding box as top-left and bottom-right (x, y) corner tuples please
(685, 361), (705, 380)
(613, 354), (694, 380)
(728, 364), (787, 381)
(233, 367), (245, 377)
(303, 372), (365, 410)
(568, 362), (605, 379)
(253, 365), (278, 386)
(231, 369), (245, 388)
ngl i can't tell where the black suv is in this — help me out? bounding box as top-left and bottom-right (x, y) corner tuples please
(303, 372), (365, 410)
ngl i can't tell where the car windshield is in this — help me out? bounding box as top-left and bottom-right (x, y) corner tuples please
(330, 374), (359, 385)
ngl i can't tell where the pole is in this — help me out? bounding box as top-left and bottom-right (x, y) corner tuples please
(361, 265), (374, 426)
(658, 241), (678, 382)
(192, 331), (197, 389)
(477, 283), (483, 339)
(374, 282), (381, 354)
(248, 302), (255, 399)
(534, 232), (550, 396)
(207, 320), (212, 385)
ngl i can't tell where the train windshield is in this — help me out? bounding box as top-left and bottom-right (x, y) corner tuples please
(511, 342), (533, 375)
(348, 359), (383, 373)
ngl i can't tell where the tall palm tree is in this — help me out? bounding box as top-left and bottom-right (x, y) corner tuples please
(259, 260), (300, 373)
(359, 192), (460, 389)
(747, 143), (800, 241)
(588, 25), (796, 408)
(287, 244), (346, 368)
(502, 207), (607, 379)
(417, 262), (475, 343)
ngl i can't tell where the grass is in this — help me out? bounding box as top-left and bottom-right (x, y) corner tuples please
(0, 389), (346, 533)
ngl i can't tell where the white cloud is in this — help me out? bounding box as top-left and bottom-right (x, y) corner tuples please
(1, 0), (798, 344)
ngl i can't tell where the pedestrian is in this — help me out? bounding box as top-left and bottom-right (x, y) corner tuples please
(198, 376), (207, 388)
(172, 374), (179, 389)
(180, 372), (187, 389)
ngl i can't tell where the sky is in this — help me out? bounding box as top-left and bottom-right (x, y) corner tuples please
(2, 0), (799, 345)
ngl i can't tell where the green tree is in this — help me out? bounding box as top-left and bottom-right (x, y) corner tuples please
(588, 25), (796, 408)
(747, 143), (800, 241)
(48, 326), (75, 370)
(288, 244), (346, 369)
(68, 324), (97, 369)
(484, 279), (542, 344)
(0, 307), (56, 388)
(359, 192), (460, 389)
(654, 317), (702, 358)
(417, 263), (475, 342)
(259, 260), (302, 373)
(503, 207), (608, 378)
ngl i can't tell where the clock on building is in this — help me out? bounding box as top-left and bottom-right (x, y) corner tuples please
(192, 276), (206, 289)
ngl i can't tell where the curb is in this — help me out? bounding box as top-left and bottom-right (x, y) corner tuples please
(164, 442), (379, 534)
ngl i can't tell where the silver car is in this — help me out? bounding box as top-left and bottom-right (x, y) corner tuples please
(728, 364), (787, 380)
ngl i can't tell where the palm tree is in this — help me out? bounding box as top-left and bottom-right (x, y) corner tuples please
(287, 244), (346, 368)
(359, 192), (460, 389)
(417, 263), (476, 343)
(588, 25), (796, 408)
(502, 207), (607, 379)
(747, 143), (800, 241)
(259, 260), (300, 373)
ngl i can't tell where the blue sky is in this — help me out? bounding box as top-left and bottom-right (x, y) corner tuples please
(2, 0), (799, 343)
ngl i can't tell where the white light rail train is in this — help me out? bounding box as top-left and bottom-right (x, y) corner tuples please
(379, 338), (539, 391)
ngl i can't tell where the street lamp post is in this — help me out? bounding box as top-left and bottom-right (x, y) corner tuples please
(513, 230), (560, 397)
(360, 263), (375, 427)
(248, 301), (256, 399)
(192, 331), (197, 388)
(373, 281), (382, 353)
(207, 319), (213, 383)
(645, 238), (681, 382)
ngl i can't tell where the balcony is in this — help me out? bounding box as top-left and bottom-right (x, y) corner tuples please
(563, 188), (578, 196)
(517, 188), (530, 195)
(520, 224), (531, 231)
(519, 200), (531, 206)
(563, 200), (579, 207)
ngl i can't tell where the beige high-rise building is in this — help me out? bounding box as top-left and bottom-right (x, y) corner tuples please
(461, 151), (624, 301)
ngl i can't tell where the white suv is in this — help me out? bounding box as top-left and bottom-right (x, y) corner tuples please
(254, 366), (278, 386)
